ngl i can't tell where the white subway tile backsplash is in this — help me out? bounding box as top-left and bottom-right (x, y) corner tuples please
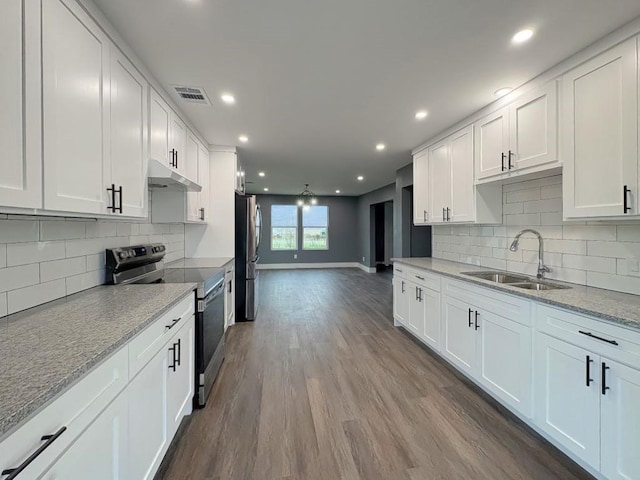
(433, 174), (640, 294)
(0, 293), (6, 317)
(40, 221), (86, 241)
(0, 220), (39, 243)
(86, 252), (106, 272)
(0, 245), (5, 268)
(85, 222), (117, 238)
(0, 264), (40, 293)
(7, 242), (66, 266)
(40, 257), (86, 282)
(7, 280), (67, 315)
(66, 269), (105, 296)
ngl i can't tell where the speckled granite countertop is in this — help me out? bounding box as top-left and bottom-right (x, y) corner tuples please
(392, 257), (640, 331)
(0, 283), (197, 441)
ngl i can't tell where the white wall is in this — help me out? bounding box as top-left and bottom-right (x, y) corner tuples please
(432, 174), (640, 295)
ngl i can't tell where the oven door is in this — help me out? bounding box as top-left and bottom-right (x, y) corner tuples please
(196, 278), (226, 408)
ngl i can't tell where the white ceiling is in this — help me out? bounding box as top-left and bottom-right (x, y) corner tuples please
(93, 0), (640, 196)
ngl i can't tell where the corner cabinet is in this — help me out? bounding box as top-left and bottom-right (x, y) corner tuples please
(414, 125), (501, 225)
(475, 81), (559, 183)
(562, 37), (639, 219)
(0, 0), (41, 209)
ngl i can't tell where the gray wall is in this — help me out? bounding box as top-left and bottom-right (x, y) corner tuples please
(357, 183), (395, 268)
(256, 194), (359, 265)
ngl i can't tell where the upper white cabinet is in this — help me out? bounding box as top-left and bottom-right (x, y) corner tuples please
(171, 113), (188, 177)
(416, 124), (501, 225)
(198, 143), (211, 221)
(149, 88), (172, 168)
(0, 0), (41, 209)
(562, 37), (638, 219)
(110, 48), (148, 218)
(412, 150), (429, 224)
(475, 81), (558, 182)
(42, 0), (111, 215)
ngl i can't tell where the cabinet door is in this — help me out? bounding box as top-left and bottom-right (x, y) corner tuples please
(0, 0), (41, 208)
(441, 296), (477, 375)
(185, 132), (201, 221)
(408, 283), (425, 337)
(413, 150), (430, 224)
(40, 391), (129, 480)
(509, 81), (558, 171)
(392, 277), (409, 326)
(171, 113), (187, 176)
(224, 267), (234, 328)
(428, 141), (451, 224)
(198, 143), (210, 221)
(475, 107), (509, 180)
(42, 0), (110, 214)
(478, 309), (532, 417)
(562, 38), (638, 218)
(149, 89), (171, 166)
(421, 286), (441, 351)
(110, 48), (148, 218)
(449, 125), (474, 223)
(533, 333), (600, 470)
(128, 347), (168, 480)
(167, 318), (195, 437)
(600, 359), (640, 480)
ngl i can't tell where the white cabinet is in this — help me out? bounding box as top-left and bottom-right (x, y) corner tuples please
(407, 281), (425, 337)
(0, 0), (41, 209)
(600, 359), (640, 480)
(42, 0), (111, 215)
(149, 88), (172, 168)
(449, 126), (475, 223)
(413, 149), (430, 224)
(224, 262), (235, 329)
(392, 276), (410, 326)
(186, 131), (202, 222)
(475, 82), (558, 183)
(428, 140), (451, 224)
(420, 285), (441, 351)
(171, 113), (188, 177)
(562, 37), (638, 219)
(40, 391), (129, 480)
(167, 318), (195, 437)
(442, 295), (478, 375)
(198, 143), (211, 221)
(109, 48), (148, 218)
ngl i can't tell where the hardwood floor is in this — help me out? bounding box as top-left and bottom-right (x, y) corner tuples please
(156, 268), (593, 480)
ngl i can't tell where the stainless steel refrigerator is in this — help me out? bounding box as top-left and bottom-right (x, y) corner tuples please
(235, 194), (262, 321)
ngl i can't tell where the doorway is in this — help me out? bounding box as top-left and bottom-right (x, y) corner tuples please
(402, 185), (431, 257)
(371, 200), (394, 272)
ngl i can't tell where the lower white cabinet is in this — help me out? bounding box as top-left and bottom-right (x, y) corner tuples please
(392, 276), (410, 326)
(442, 295), (478, 375)
(421, 286), (440, 351)
(167, 318), (195, 437)
(224, 262), (235, 329)
(407, 281), (425, 337)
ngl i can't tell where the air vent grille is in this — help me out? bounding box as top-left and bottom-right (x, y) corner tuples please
(172, 86), (211, 105)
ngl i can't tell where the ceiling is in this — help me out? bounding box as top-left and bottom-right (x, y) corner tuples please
(93, 0), (640, 196)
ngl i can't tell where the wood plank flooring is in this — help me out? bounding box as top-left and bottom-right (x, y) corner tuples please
(155, 268), (593, 480)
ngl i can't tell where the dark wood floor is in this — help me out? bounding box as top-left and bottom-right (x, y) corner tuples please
(156, 268), (592, 480)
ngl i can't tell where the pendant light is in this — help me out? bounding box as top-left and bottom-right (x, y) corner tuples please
(296, 184), (318, 208)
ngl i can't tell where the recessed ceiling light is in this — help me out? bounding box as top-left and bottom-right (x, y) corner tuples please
(221, 93), (235, 104)
(494, 87), (512, 98)
(376, 143), (386, 151)
(258, 171), (265, 177)
(415, 110), (428, 120)
(357, 175), (364, 181)
(335, 189), (341, 194)
(512, 29), (534, 44)
(238, 135), (248, 143)
(263, 187), (269, 192)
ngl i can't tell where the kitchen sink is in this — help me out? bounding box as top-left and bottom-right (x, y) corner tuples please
(510, 282), (570, 291)
(462, 271), (529, 284)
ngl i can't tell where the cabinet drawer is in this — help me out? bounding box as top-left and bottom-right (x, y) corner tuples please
(443, 278), (531, 326)
(392, 264), (407, 279)
(405, 267), (441, 292)
(535, 304), (640, 369)
(129, 293), (194, 379)
(0, 347), (128, 478)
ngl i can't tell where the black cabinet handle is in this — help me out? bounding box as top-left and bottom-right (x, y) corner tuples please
(107, 184), (116, 213)
(601, 362), (610, 395)
(395, 268), (403, 273)
(228, 280), (233, 293)
(474, 311), (479, 330)
(468, 308), (473, 328)
(170, 149), (177, 168)
(578, 330), (619, 346)
(623, 185), (631, 214)
(1, 427), (67, 479)
(200, 207), (205, 221)
(501, 152), (506, 171)
(175, 150), (179, 169)
(418, 288), (423, 302)
(165, 317), (181, 330)
(169, 343), (177, 371)
(442, 208), (445, 222)
(401, 280), (405, 293)
(508, 150), (514, 169)
(116, 186), (123, 214)
(176, 338), (182, 366)
(415, 286), (419, 301)
(446, 207), (450, 222)
(585, 355), (593, 387)
(416, 275), (425, 281)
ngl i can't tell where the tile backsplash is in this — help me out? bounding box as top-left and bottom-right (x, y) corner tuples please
(433, 174), (640, 295)
(0, 215), (184, 317)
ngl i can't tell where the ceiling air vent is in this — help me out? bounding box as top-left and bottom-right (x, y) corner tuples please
(172, 85), (211, 106)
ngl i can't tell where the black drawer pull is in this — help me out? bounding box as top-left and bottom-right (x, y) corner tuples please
(176, 338), (182, 366)
(468, 308), (473, 328)
(623, 185), (631, 214)
(474, 311), (479, 331)
(501, 152), (506, 171)
(165, 317), (181, 330)
(578, 330), (619, 346)
(415, 275), (425, 281)
(395, 268), (403, 273)
(585, 355), (593, 387)
(2, 427), (67, 479)
(601, 362), (610, 395)
(169, 343), (177, 371)
(508, 150), (514, 169)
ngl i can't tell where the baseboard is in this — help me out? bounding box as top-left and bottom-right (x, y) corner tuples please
(357, 263), (376, 273)
(256, 262), (361, 270)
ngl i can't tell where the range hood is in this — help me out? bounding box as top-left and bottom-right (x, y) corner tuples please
(148, 158), (202, 192)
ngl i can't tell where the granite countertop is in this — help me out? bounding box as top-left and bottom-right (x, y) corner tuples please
(392, 257), (640, 331)
(166, 257), (234, 269)
(0, 283), (197, 441)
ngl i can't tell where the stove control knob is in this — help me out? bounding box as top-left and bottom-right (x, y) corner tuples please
(118, 251), (127, 260)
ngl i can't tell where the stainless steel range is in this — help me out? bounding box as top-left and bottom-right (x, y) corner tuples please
(106, 243), (225, 408)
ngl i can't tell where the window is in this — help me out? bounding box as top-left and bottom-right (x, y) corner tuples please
(303, 206), (328, 250)
(271, 205), (298, 250)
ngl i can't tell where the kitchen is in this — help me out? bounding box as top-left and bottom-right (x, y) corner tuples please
(2, 1), (640, 479)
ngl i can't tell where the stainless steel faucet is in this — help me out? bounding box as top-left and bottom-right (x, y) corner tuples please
(509, 229), (551, 279)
